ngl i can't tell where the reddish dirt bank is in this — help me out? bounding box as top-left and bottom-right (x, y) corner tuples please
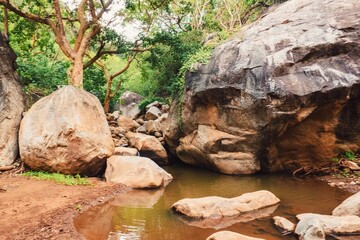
(0, 174), (128, 240)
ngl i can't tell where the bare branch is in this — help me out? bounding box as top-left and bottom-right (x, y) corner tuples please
(0, 0), (47, 24)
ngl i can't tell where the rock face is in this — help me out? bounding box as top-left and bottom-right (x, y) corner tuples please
(206, 231), (264, 240)
(105, 156), (173, 189)
(165, 0), (360, 173)
(0, 34), (24, 166)
(333, 191), (360, 217)
(19, 86), (114, 176)
(172, 190), (280, 219)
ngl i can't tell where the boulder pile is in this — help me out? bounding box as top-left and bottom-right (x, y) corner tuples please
(107, 96), (170, 165)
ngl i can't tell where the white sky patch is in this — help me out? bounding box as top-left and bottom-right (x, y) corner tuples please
(61, 0), (141, 41)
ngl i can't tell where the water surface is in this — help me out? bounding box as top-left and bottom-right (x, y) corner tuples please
(75, 164), (351, 240)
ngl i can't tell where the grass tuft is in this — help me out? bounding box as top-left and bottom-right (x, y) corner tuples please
(22, 171), (90, 186)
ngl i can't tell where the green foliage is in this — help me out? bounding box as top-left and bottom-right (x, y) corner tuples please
(17, 55), (69, 95)
(83, 65), (107, 102)
(22, 171), (90, 186)
(341, 151), (356, 161)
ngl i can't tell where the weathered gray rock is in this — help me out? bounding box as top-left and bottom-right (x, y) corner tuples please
(296, 213), (360, 236)
(119, 91), (143, 119)
(105, 156), (173, 189)
(145, 106), (162, 121)
(165, 0), (360, 174)
(273, 216), (295, 234)
(145, 101), (160, 111)
(117, 116), (140, 132)
(19, 86), (114, 176)
(206, 231), (264, 240)
(0, 33), (24, 166)
(295, 218), (326, 240)
(114, 147), (138, 156)
(172, 190), (280, 220)
(126, 132), (169, 165)
(333, 192), (360, 217)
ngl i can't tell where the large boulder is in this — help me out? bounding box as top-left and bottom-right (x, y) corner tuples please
(118, 91), (143, 119)
(172, 190), (280, 220)
(0, 34), (24, 166)
(19, 86), (114, 176)
(104, 156), (173, 189)
(333, 191), (360, 217)
(126, 132), (169, 165)
(164, 0), (360, 173)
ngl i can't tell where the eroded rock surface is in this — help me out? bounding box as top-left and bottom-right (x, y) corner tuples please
(119, 91), (143, 119)
(19, 86), (114, 176)
(172, 190), (280, 220)
(105, 156), (173, 189)
(165, 0), (360, 174)
(0, 34), (24, 166)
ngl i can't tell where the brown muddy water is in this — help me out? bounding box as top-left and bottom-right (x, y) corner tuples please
(74, 164), (351, 240)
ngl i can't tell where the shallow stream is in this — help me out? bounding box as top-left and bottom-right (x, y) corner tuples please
(74, 164), (351, 240)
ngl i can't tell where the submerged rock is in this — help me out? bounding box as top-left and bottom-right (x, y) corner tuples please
(0, 33), (24, 166)
(273, 216), (295, 234)
(165, 0), (360, 174)
(295, 218), (326, 240)
(105, 156), (173, 189)
(206, 231), (264, 240)
(333, 191), (360, 217)
(172, 190), (280, 220)
(19, 86), (114, 176)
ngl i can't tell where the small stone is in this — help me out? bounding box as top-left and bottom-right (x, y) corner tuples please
(154, 132), (162, 138)
(136, 118), (144, 125)
(273, 216), (295, 234)
(350, 181), (356, 185)
(145, 106), (162, 121)
(338, 182), (345, 186)
(329, 182), (337, 187)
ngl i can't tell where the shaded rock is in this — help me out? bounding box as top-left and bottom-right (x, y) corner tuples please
(154, 132), (162, 138)
(206, 231), (264, 240)
(165, 0), (360, 173)
(157, 113), (169, 123)
(136, 118), (144, 125)
(112, 111), (120, 120)
(136, 125), (147, 134)
(126, 132), (169, 165)
(296, 213), (360, 236)
(273, 216), (295, 234)
(0, 33), (24, 166)
(113, 137), (128, 147)
(104, 156), (173, 189)
(110, 126), (126, 136)
(119, 91), (143, 119)
(114, 147), (138, 156)
(145, 106), (162, 121)
(172, 190), (280, 220)
(295, 218), (325, 240)
(19, 86), (114, 176)
(144, 120), (162, 134)
(117, 116), (140, 132)
(176, 125), (259, 174)
(333, 191), (360, 217)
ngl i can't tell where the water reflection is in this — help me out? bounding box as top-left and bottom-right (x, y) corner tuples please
(75, 163), (351, 240)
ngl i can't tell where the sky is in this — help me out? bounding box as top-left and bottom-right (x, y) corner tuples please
(62, 0), (141, 40)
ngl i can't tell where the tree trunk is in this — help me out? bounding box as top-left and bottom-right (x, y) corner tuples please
(103, 78), (112, 113)
(70, 56), (84, 87)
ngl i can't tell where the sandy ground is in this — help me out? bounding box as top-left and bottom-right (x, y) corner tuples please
(0, 174), (128, 240)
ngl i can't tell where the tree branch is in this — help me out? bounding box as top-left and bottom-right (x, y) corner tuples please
(0, 0), (48, 24)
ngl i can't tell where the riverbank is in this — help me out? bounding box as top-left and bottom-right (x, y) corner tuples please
(0, 174), (128, 240)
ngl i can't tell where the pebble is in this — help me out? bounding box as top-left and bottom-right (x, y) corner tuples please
(338, 182), (345, 186)
(329, 182), (336, 187)
(350, 181), (356, 185)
